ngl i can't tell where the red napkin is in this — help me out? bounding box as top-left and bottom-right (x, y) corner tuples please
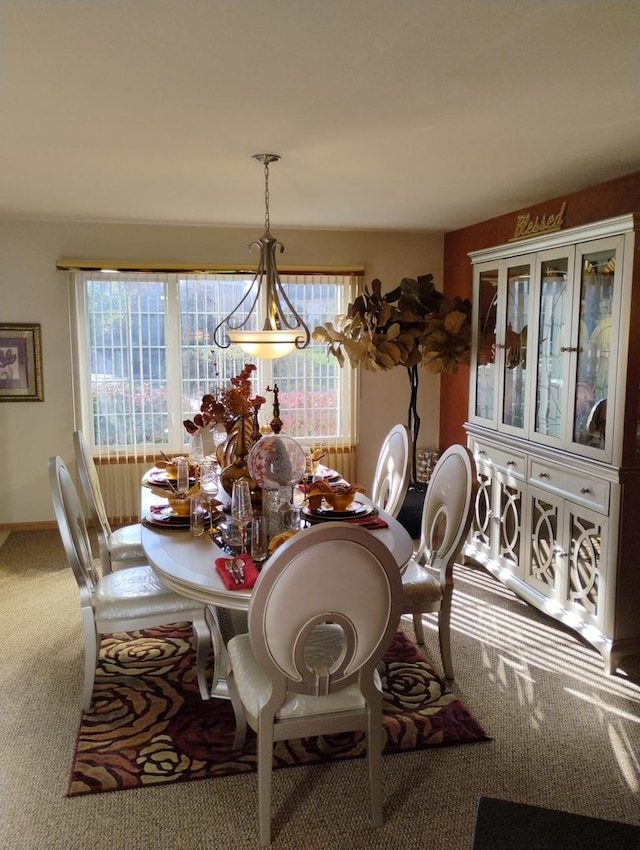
(343, 515), (389, 529)
(215, 553), (260, 590)
(304, 513), (388, 530)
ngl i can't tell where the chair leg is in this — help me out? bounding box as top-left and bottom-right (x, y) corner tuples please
(438, 596), (454, 683)
(227, 670), (248, 751)
(367, 701), (384, 827)
(257, 719), (274, 847)
(83, 613), (99, 711)
(192, 611), (211, 700)
(205, 605), (224, 698)
(412, 612), (426, 645)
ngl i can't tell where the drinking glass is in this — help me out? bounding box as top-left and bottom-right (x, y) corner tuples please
(199, 460), (219, 524)
(211, 422), (228, 471)
(176, 457), (190, 497)
(250, 516), (268, 564)
(189, 495), (206, 537)
(231, 479), (253, 554)
(220, 520), (243, 552)
(188, 432), (204, 466)
(301, 443), (314, 482)
(285, 506), (301, 530)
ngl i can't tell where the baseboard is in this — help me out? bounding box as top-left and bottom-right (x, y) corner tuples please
(0, 521), (58, 532)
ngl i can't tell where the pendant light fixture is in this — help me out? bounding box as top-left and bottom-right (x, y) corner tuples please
(213, 154), (310, 359)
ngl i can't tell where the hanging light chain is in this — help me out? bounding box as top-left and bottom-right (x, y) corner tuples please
(253, 153), (280, 233)
(263, 159), (271, 232)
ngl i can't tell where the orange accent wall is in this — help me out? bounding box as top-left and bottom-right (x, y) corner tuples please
(440, 171), (640, 450)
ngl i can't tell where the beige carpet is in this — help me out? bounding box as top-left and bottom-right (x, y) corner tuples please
(1, 529), (639, 850)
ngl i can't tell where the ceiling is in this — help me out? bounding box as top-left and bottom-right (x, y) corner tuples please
(1, 1), (639, 233)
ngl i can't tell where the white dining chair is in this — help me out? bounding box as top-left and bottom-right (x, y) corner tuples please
(401, 444), (478, 681)
(226, 522), (403, 847)
(371, 423), (412, 518)
(49, 455), (211, 710)
(73, 430), (146, 575)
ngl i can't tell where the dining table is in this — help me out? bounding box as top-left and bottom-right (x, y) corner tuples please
(140, 468), (414, 701)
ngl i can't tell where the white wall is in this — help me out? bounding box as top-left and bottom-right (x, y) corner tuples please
(0, 219), (442, 526)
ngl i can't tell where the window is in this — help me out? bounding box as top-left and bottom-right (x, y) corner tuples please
(70, 270), (360, 461)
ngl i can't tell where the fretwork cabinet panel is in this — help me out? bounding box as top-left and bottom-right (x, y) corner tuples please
(467, 438), (525, 577)
(525, 483), (608, 633)
(468, 461), (524, 578)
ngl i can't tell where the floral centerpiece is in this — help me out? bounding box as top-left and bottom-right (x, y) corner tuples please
(312, 274), (471, 484)
(184, 364), (266, 498)
(183, 363), (266, 440)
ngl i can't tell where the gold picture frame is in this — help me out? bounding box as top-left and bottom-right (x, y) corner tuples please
(0, 323), (44, 401)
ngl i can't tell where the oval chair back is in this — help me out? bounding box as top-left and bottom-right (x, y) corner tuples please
(418, 444), (477, 570)
(250, 522), (402, 698)
(371, 423), (412, 518)
(49, 455), (100, 602)
(73, 429), (146, 575)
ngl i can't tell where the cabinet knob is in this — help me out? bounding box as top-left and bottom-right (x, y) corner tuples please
(507, 460), (516, 466)
(538, 471), (550, 479)
(553, 547), (568, 558)
(478, 449), (486, 456)
(560, 346), (583, 353)
(580, 487), (591, 494)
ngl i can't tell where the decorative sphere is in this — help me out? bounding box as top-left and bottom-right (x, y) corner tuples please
(248, 435), (306, 490)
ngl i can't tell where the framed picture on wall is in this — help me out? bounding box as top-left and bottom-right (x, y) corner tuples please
(0, 323), (44, 401)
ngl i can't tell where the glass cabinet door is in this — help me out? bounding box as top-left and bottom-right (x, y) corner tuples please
(532, 251), (572, 443)
(499, 261), (531, 432)
(570, 241), (618, 455)
(472, 266), (499, 423)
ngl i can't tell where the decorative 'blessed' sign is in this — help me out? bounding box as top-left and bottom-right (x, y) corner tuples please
(509, 202), (567, 242)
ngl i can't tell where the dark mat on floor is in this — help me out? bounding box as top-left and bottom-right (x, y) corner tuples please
(472, 797), (640, 850)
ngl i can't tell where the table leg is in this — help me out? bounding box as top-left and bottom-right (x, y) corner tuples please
(204, 605), (247, 748)
(204, 605), (247, 700)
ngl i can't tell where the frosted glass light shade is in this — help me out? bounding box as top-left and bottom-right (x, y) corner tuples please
(227, 329), (299, 359)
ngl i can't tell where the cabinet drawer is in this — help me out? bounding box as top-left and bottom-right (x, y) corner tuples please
(529, 460), (609, 513)
(470, 439), (526, 480)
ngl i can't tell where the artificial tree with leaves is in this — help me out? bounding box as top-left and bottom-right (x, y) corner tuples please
(313, 274), (472, 486)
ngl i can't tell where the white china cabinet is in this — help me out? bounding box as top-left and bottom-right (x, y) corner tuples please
(464, 214), (640, 673)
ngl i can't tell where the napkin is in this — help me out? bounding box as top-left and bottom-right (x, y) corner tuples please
(215, 553), (259, 590)
(341, 515), (388, 529)
(303, 513), (388, 530)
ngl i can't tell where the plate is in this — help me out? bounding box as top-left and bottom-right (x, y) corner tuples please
(145, 513), (190, 529)
(145, 469), (196, 489)
(302, 500), (375, 521)
(145, 505), (209, 528)
(316, 466), (342, 481)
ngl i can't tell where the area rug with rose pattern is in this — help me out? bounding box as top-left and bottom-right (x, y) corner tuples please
(68, 624), (490, 796)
